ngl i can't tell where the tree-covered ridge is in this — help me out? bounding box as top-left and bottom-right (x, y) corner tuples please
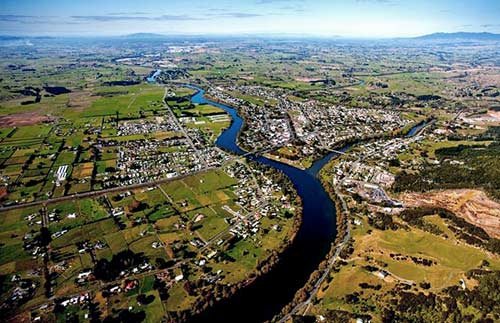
(395, 142), (500, 199)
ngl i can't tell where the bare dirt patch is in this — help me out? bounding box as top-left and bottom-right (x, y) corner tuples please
(462, 109), (500, 124)
(68, 91), (95, 111)
(0, 112), (54, 127)
(73, 162), (94, 178)
(295, 77), (322, 82)
(401, 189), (500, 238)
(0, 187), (7, 199)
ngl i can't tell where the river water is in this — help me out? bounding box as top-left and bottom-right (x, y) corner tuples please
(406, 119), (428, 137)
(185, 85), (339, 323)
(147, 69), (162, 83)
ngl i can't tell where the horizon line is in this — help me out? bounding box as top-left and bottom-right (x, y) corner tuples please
(1, 30), (499, 40)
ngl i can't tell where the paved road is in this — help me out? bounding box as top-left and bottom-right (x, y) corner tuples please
(0, 144), (280, 213)
(163, 87), (208, 167)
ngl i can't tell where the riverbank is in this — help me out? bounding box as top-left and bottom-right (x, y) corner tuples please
(272, 159), (351, 322)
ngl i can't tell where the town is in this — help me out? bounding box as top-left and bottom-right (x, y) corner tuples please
(0, 22), (499, 323)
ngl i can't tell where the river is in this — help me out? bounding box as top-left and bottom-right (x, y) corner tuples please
(406, 119), (431, 137)
(147, 69), (162, 83)
(184, 85), (339, 323)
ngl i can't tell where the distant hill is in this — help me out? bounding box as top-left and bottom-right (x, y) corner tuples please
(414, 32), (500, 41)
(0, 35), (54, 41)
(0, 35), (23, 41)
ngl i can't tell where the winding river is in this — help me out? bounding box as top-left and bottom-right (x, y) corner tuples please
(185, 85), (339, 323)
(182, 85), (428, 322)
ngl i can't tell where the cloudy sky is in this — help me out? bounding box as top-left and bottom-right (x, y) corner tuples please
(1, 0), (499, 37)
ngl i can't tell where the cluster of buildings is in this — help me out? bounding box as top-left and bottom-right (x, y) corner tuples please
(92, 105), (232, 188)
(117, 117), (179, 136)
(116, 54), (179, 69)
(97, 138), (229, 188)
(206, 84), (412, 160)
(148, 160), (298, 293)
(334, 162), (396, 188)
(331, 158), (402, 208)
(222, 161), (293, 235)
(294, 101), (410, 148)
(329, 123), (443, 216)
(343, 179), (401, 207)
(6, 278), (37, 305)
(55, 165), (68, 186)
(348, 131), (437, 172)
(207, 86), (292, 150)
(57, 293), (91, 307)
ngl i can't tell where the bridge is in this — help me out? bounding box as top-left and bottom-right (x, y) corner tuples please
(323, 147), (349, 155)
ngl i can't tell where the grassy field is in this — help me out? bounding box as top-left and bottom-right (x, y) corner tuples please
(313, 211), (500, 321)
(82, 85), (164, 118)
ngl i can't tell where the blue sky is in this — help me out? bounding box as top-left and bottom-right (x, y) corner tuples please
(1, 0), (499, 37)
